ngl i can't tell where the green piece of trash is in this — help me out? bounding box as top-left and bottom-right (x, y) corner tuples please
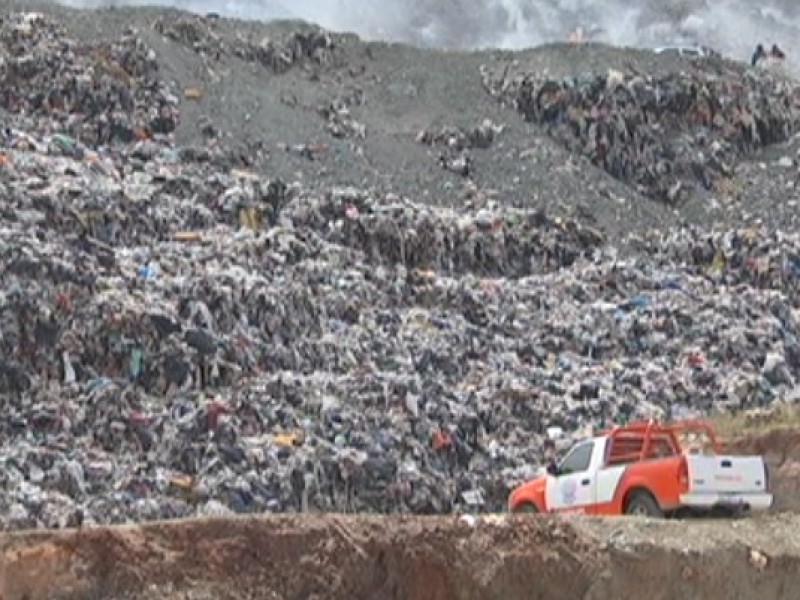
(130, 348), (144, 379)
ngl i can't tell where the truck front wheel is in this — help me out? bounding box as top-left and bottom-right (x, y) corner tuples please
(624, 491), (664, 518)
(512, 502), (539, 514)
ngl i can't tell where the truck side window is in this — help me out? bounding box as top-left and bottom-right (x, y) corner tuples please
(559, 442), (593, 474)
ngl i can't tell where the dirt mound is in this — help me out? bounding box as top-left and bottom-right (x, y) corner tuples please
(2, 515), (800, 600)
(726, 427), (800, 513)
(0, 516), (598, 600)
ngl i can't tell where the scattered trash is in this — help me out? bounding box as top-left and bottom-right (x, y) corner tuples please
(417, 120), (504, 151)
(154, 14), (340, 74)
(184, 87), (205, 101)
(482, 63), (800, 204)
(748, 548), (769, 571)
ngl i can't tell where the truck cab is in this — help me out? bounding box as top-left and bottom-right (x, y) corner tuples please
(508, 420), (772, 517)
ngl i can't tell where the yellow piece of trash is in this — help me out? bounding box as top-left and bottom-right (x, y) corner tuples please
(238, 207), (263, 230)
(184, 87), (204, 100)
(231, 168), (258, 180)
(709, 250), (726, 275)
(482, 514), (507, 526)
(741, 228), (761, 245)
(414, 269), (437, 280)
(169, 474), (194, 490)
(274, 432), (303, 447)
(173, 231), (203, 242)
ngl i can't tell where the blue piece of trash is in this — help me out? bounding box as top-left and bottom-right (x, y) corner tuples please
(628, 294), (651, 308)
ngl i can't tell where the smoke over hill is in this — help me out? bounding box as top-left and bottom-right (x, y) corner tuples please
(52, 0), (800, 67)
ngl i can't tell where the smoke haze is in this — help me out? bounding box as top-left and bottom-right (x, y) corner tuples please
(53, 0), (800, 67)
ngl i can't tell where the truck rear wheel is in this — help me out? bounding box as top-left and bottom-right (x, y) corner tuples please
(513, 502), (539, 514)
(625, 491), (664, 518)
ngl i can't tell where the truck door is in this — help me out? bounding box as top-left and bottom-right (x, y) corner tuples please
(545, 441), (597, 513)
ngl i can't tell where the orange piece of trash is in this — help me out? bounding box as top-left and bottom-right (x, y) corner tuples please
(184, 87), (204, 100)
(173, 231), (202, 242)
(274, 432), (303, 447)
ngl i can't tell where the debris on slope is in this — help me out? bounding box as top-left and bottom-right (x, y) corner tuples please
(417, 119), (504, 177)
(416, 119), (505, 151)
(319, 89), (367, 140)
(482, 62), (800, 204)
(153, 13), (342, 74)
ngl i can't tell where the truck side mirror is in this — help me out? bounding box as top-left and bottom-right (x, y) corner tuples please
(546, 463), (560, 476)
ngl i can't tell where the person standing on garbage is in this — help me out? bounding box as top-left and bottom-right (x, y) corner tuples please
(751, 44), (767, 67)
(771, 44), (786, 60)
(543, 438), (558, 474)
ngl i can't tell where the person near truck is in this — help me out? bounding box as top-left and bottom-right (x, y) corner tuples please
(543, 438), (558, 474)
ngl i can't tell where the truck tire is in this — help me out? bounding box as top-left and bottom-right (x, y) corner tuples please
(625, 491), (664, 518)
(513, 502), (539, 514)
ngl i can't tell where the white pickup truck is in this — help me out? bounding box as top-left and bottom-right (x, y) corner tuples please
(508, 420), (772, 517)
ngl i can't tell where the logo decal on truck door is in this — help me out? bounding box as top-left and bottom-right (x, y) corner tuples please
(561, 478), (577, 505)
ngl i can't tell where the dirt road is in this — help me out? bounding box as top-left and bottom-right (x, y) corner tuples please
(2, 512), (800, 600)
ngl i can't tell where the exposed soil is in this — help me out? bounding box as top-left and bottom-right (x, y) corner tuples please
(2, 513), (800, 600)
(726, 427), (800, 513)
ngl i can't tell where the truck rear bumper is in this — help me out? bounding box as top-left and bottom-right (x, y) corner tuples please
(679, 492), (773, 511)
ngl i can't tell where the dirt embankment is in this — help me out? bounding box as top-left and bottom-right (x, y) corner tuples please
(2, 514), (800, 600)
(725, 427), (800, 513)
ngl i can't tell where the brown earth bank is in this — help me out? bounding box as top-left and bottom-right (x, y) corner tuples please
(725, 426), (800, 513)
(2, 513), (800, 600)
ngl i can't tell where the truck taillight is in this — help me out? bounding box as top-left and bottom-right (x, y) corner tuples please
(678, 458), (689, 489)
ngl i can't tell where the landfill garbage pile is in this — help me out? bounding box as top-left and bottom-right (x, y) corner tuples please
(0, 12), (179, 147)
(152, 13), (342, 74)
(483, 64), (800, 204)
(3, 9), (800, 531)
